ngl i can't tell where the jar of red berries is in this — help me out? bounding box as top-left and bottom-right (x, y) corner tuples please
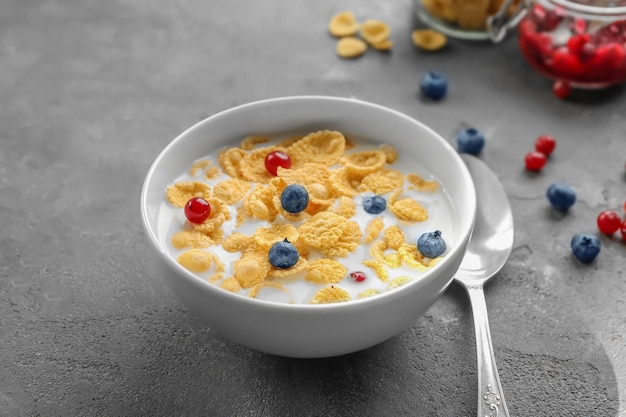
(516, 0), (626, 89)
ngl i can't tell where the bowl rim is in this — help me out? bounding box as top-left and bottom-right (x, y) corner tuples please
(140, 95), (476, 312)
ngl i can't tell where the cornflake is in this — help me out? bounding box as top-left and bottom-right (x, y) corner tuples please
(341, 150), (387, 176)
(360, 19), (391, 47)
(288, 130), (346, 167)
(171, 230), (216, 249)
(220, 277), (242, 293)
(412, 29), (447, 51)
(363, 259), (389, 282)
(218, 147), (246, 178)
(166, 181), (211, 208)
(389, 276), (411, 289)
(310, 286), (351, 304)
(213, 178), (252, 205)
(364, 217), (384, 243)
(178, 249), (213, 273)
(189, 160), (211, 176)
(298, 212), (362, 257)
(336, 37), (367, 58)
(248, 282), (289, 299)
(388, 192), (429, 222)
(359, 168), (404, 194)
(305, 259), (348, 284)
(253, 223), (299, 250)
(240, 135), (270, 150)
(383, 225), (406, 250)
(329, 11), (360, 37)
(407, 174), (439, 192)
(234, 251), (271, 288)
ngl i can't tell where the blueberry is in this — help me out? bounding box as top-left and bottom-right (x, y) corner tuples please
(570, 233), (600, 263)
(547, 182), (576, 212)
(281, 184), (309, 213)
(456, 127), (485, 155)
(420, 71), (448, 101)
(268, 239), (299, 268)
(363, 195), (386, 214)
(417, 230), (446, 258)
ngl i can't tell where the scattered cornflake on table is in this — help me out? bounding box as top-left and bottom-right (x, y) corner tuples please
(412, 29), (447, 51)
(328, 11), (360, 37)
(360, 19), (393, 49)
(336, 36), (368, 58)
(328, 12), (393, 58)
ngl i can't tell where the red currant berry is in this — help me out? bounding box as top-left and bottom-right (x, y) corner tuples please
(535, 134), (556, 156)
(597, 210), (621, 234)
(349, 271), (367, 282)
(184, 197), (211, 224)
(264, 150), (291, 176)
(552, 80), (571, 99)
(524, 151), (547, 171)
(620, 220), (626, 241)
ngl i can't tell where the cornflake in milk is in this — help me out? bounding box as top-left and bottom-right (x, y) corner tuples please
(162, 130), (456, 304)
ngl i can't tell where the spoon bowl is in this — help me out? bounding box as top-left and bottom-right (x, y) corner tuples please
(457, 155), (514, 282)
(455, 154), (515, 417)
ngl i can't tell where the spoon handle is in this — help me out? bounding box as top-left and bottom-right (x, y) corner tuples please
(466, 284), (510, 417)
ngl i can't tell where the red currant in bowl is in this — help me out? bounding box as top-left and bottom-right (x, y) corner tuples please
(264, 150), (291, 176)
(184, 197), (211, 224)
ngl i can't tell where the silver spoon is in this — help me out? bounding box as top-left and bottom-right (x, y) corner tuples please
(456, 154), (515, 417)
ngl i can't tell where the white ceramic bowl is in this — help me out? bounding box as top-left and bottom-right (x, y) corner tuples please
(141, 96), (476, 358)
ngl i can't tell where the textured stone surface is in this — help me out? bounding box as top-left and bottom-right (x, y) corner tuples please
(1, 0), (624, 416)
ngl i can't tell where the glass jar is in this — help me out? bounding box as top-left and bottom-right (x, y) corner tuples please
(413, 0), (526, 40)
(516, 0), (626, 89)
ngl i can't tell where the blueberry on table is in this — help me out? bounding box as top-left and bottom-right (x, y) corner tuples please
(456, 127), (485, 155)
(417, 230), (446, 258)
(281, 184), (309, 213)
(268, 239), (299, 269)
(547, 182), (576, 212)
(570, 233), (600, 263)
(420, 71), (448, 100)
(362, 195), (386, 214)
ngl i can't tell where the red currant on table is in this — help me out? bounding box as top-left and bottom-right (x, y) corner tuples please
(184, 197), (211, 224)
(620, 220), (626, 241)
(264, 150), (292, 176)
(552, 80), (571, 99)
(597, 209), (621, 234)
(349, 271), (366, 282)
(535, 134), (556, 156)
(524, 151), (547, 171)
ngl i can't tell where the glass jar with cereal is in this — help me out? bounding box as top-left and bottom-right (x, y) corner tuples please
(414, 0), (526, 40)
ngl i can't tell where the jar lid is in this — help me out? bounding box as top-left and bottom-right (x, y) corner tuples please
(542, 0), (626, 18)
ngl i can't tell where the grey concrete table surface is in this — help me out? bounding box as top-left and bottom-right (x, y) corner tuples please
(1, 1), (624, 416)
